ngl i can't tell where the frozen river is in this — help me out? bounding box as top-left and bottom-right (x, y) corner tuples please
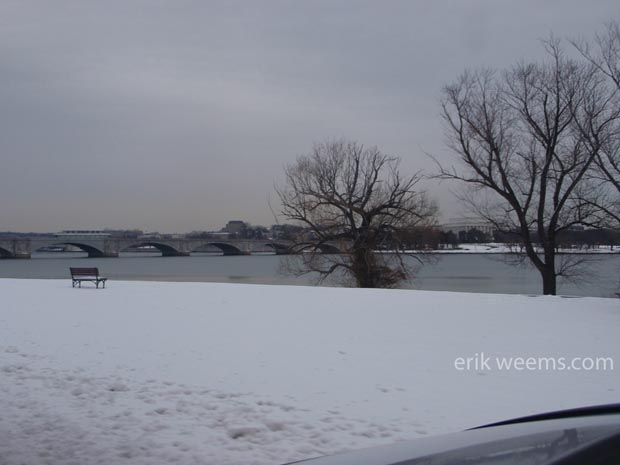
(1, 252), (618, 297)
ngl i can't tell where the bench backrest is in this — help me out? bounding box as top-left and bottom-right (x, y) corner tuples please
(70, 267), (100, 278)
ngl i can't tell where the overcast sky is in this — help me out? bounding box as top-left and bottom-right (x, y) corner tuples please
(1, 1), (618, 233)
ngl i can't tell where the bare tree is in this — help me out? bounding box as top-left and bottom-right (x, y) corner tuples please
(573, 21), (620, 91)
(436, 41), (615, 295)
(572, 22), (620, 226)
(277, 140), (437, 288)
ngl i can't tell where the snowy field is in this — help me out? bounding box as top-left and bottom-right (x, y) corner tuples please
(0, 279), (618, 465)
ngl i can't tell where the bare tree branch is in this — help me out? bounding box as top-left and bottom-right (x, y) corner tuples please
(276, 140), (437, 288)
(435, 40), (618, 295)
(571, 22), (620, 228)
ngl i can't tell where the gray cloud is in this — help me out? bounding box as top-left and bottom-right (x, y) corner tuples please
(1, 0), (618, 232)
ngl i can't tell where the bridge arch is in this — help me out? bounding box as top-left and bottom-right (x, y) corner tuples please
(120, 242), (186, 257)
(263, 243), (294, 255)
(290, 243), (343, 254)
(0, 247), (14, 258)
(39, 242), (106, 258)
(193, 242), (247, 256)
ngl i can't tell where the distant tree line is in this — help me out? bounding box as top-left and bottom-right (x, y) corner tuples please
(439, 227), (620, 248)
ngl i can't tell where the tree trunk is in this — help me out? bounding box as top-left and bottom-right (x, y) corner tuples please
(540, 267), (557, 295)
(523, 240), (557, 296)
(352, 247), (376, 288)
(542, 241), (557, 296)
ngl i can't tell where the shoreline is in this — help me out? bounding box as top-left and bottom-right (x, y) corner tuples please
(1, 276), (617, 299)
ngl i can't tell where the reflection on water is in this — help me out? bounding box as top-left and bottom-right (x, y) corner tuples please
(0, 252), (618, 297)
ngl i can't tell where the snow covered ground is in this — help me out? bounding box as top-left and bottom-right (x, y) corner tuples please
(435, 243), (620, 253)
(0, 279), (618, 465)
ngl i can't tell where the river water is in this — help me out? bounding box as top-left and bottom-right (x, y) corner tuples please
(1, 252), (619, 297)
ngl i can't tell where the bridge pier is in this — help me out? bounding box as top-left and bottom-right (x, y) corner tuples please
(79, 251), (117, 258)
(224, 250), (251, 256)
(267, 244), (295, 255)
(101, 243), (119, 258)
(0, 239), (32, 259)
(1, 252), (31, 259)
(161, 250), (191, 257)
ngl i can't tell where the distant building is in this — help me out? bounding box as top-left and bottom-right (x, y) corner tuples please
(103, 229), (144, 238)
(224, 221), (247, 235)
(55, 230), (110, 237)
(210, 231), (232, 239)
(439, 218), (495, 237)
(270, 224), (306, 240)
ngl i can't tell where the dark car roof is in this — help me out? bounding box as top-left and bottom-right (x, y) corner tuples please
(470, 403), (620, 429)
(287, 406), (620, 465)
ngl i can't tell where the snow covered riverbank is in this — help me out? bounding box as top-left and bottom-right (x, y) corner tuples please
(433, 243), (620, 253)
(0, 279), (618, 465)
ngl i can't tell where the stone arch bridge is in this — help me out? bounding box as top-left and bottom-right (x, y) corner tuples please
(0, 236), (342, 258)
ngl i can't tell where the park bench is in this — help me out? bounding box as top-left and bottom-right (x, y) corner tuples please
(70, 267), (108, 288)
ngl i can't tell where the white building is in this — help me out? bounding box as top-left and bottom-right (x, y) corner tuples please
(439, 218), (495, 237)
